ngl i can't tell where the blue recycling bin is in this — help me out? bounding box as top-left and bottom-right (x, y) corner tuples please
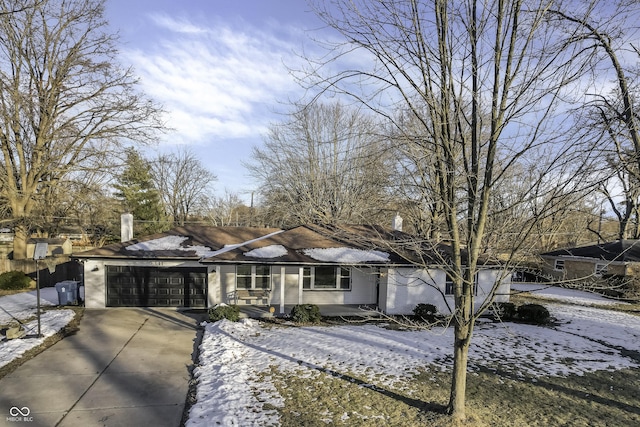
(55, 281), (79, 306)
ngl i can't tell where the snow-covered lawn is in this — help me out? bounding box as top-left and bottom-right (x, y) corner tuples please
(0, 288), (77, 370)
(186, 289), (640, 426)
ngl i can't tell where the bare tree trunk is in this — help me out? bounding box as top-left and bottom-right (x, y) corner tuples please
(449, 327), (471, 419)
(12, 223), (28, 260)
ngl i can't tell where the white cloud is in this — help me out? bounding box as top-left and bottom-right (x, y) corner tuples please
(122, 14), (305, 145)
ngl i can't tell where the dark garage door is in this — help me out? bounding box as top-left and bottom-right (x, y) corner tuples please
(106, 266), (207, 307)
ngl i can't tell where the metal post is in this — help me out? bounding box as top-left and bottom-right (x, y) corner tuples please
(36, 259), (42, 338)
(33, 242), (47, 339)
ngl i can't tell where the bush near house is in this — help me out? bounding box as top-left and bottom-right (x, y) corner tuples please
(491, 302), (550, 325)
(413, 303), (439, 323)
(491, 302), (518, 321)
(517, 303), (551, 325)
(208, 304), (240, 322)
(290, 304), (321, 324)
(0, 271), (32, 290)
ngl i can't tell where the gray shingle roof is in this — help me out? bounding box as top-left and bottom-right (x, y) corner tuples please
(541, 240), (640, 262)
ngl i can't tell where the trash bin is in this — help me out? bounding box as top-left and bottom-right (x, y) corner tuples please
(55, 281), (79, 306)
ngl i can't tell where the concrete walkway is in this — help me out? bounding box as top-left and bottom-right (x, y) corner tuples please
(0, 309), (202, 427)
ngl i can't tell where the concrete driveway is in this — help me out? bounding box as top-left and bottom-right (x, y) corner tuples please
(0, 308), (203, 427)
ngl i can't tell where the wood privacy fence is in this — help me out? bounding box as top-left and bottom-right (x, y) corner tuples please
(2, 257), (84, 288)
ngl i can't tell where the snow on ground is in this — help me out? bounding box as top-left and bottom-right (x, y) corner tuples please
(0, 309), (76, 369)
(511, 283), (620, 306)
(0, 287), (58, 324)
(187, 288), (640, 427)
(0, 288), (77, 369)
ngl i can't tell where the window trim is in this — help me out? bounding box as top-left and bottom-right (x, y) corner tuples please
(554, 259), (565, 271)
(302, 266), (351, 291)
(236, 265), (272, 290)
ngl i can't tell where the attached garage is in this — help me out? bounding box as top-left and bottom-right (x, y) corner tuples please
(105, 266), (207, 307)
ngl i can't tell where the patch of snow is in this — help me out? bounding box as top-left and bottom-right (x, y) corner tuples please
(511, 283), (620, 306)
(0, 309), (76, 369)
(0, 288), (58, 325)
(186, 319), (283, 427)
(125, 235), (217, 257)
(244, 245), (288, 258)
(302, 247), (390, 263)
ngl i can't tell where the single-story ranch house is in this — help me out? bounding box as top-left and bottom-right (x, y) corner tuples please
(540, 240), (640, 281)
(73, 221), (511, 315)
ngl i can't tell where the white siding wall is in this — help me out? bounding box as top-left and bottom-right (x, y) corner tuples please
(219, 264), (236, 304)
(207, 266), (220, 307)
(476, 269), (511, 304)
(83, 259), (105, 308)
(268, 267), (300, 305)
(384, 268), (511, 315)
(384, 268), (446, 315)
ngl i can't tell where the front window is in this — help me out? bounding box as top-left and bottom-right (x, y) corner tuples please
(236, 265), (271, 290)
(236, 265), (252, 289)
(445, 273), (454, 295)
(302, 266), (351, 290)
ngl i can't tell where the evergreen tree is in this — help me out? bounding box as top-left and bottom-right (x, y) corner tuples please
(114, 149), (168, 236)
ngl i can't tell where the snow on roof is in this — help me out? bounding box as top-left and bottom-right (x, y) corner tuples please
(125, 235), (217, 258)
(244, 245), (288, 258)
(302, 247), (390, 263)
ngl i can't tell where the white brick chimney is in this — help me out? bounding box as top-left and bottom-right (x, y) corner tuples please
(392, 213), (403, 231)
(121, 213), (133, 242)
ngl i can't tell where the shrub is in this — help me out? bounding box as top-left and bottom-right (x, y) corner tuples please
(0, 271), (32, 290)
(290, 304), (321, 323)
(208, 304), (240, 322)
(492, 302), (517, 321)
(413, 303), (438, 322)
(517, 303), (550, 325)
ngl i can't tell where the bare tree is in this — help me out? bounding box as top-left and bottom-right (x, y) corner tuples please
(0, 0), (164, 259)
(204, 189), (248, 226)
(247, 102), (393, 226)
(305, 0), (603, 420)
(150, 148), (217, 225)
(550, 2), (640, 241)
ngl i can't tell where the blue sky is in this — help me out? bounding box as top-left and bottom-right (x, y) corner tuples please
(105, 0), (326, 202)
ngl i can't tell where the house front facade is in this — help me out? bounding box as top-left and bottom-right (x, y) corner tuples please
(74, 224), (511, 315)
(540, 240), (640, 281)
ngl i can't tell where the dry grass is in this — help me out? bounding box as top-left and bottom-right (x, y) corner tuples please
(0, 282), (37, 297)
(266, 363), (640, 426)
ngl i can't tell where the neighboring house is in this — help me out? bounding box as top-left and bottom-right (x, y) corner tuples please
(540, 240), (640, 282)
(72, 222), (511, 315)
